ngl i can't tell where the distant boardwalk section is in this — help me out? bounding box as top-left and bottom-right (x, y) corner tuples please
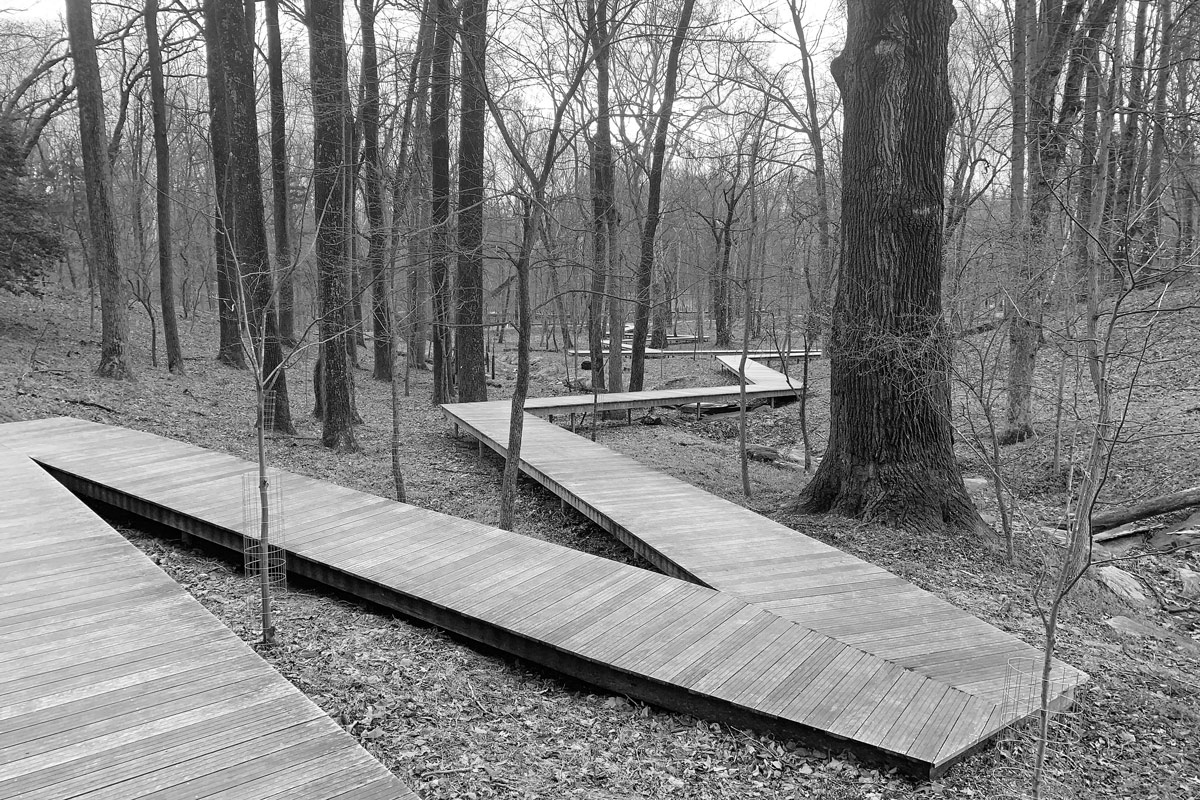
(0, 446), (417, 800)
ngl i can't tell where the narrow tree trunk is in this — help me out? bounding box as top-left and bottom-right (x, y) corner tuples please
(606, 264), (624, 392)
(788, 0), (833, 347)
(207, 0), (294, 433)
(799, 0), (980, 536)
(265, 0), (295, 345)
(455, 0), (489, 401)
(67, 0), (133, 380)
(714, 196), (736, 348)
(1140, 0), (1173, 269)
(628, 0), (695, 391)
(145, 0), (183, 374)
(360, 0), (392, 382)
(1112, 0), (1152, 272)
(309, 0), (356, 449)
(499, 205), (536, 530)
(587, 139), (608, 390)
(589, 0), (620, 393)
(429, 0), (454, 404)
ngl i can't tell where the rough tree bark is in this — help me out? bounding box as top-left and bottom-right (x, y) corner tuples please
(67, 0), (133, 380)
(360, 0), (392, 382)
(309, 0), (356, 449)
(406, 0), (436, 374)
(265, 0), (295, 345)
(145, 0), (184, 374)
(204, 5), (245, 369)
(797, 0), (981, 535)
(1005, 0), (1116, 443)
(588, 0), (617, 393)
(455, 0), (488, 402)
(206, 0), (294, 434)
(429, 0), (455, 404)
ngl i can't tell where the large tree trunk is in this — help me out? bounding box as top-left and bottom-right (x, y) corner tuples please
(798, 0), (980, 535)
(455, 0), (488, 402)
(429, 0), (454, 404)
(204, 7), (245, 369)
(309, 0), (356, 449)
(628, 0), (695, 391)
(265, 0), (295, 345)
(360, 0), (392, 382)
(206, 0), (294, 434)
(67, 0), (133, 380)
(145, 0), (183, 374)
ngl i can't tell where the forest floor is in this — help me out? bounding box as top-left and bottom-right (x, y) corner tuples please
(1, 283), (1198, 800)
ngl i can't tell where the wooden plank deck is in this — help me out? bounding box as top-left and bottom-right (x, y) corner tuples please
(519, 354), (801, 418)
(441, 359), (1085, 710)
(567, 347), (821, 361)
(0, 445), (416, 800)
(0, 418), (1056, 776)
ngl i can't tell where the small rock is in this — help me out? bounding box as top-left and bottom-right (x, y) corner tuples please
(963, 476), (990, 496)
(1095, 565), (1156, 608)
(1119, 730), (1136, 744)
(1178, 568), (1200, 599)
(1105, 615), (1200, 652)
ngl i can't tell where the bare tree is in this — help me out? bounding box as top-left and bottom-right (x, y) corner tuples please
(627, 0), (696, 391)
(66, 0), (133, 380)
(144, 0), (184, 374)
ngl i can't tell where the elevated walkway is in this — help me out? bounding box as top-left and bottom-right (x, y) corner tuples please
(0, 417), (1080, 777)
(0, 444), (416, 800)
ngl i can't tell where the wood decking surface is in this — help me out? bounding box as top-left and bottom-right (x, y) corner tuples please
(441, 358), (1087, 731)
(0, 417), (1072, 777)
(521, 352), (800, 418)
(0, 445), (416, 800)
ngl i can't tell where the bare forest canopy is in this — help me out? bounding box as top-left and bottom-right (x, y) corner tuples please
(4, 0), (1200, 533)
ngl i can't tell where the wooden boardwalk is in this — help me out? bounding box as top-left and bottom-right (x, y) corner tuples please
(0, 445), (416, 800)
(520, 353), (800, 419)
(0, 417), (1068, 777)
(442, 359), (1085, 707)
(568, 347), (820, 361)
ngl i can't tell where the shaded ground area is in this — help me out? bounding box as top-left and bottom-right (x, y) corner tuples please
(1, 285), (1197, 798)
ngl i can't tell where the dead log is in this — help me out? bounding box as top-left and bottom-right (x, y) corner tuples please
(1091, 486), (1200, 532)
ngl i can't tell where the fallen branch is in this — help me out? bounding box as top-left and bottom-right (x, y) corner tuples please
(1091, 486), (1200, 532)
(16, 391), (121, 415)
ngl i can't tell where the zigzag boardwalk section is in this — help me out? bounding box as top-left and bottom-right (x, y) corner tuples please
(519, 354), (800, 420)
(5, 418), (1030, 777)
(0, 445), (416, 800)
(442, 363), (1086, 709)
